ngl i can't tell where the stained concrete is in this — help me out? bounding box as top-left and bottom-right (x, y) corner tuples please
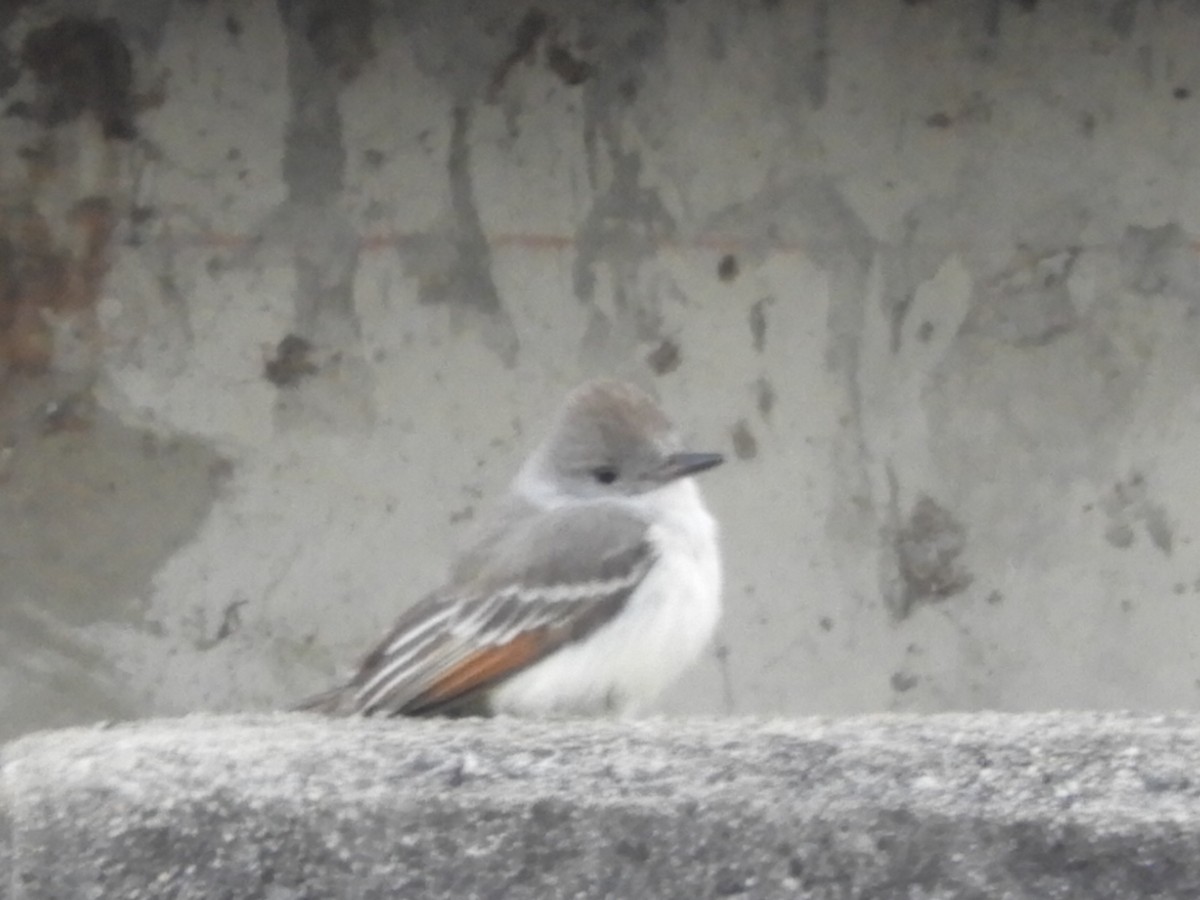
(5, 713), (1200, 899)
(3, 2), (1200, 740)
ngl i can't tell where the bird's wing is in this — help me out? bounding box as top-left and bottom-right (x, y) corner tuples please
(346, 502), (656, 716)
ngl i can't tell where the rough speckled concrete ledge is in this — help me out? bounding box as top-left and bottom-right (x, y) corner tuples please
(2, 713), (1199, 899)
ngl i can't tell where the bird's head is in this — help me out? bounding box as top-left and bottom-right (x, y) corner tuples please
(523, 380), (723, 502)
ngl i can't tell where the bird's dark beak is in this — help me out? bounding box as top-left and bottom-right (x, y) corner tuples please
(658, 451), (724, 482)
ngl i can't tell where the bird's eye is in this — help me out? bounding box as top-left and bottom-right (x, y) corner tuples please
(591, 465), (619, 485)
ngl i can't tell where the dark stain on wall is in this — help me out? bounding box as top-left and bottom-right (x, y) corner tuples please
(888, 291), (914, 354)
(1101, 471), (1173, 556)
(0, 198), (113, 374)
(546, 42), (593, 87)
(923, 93), (993, 131)
(572, 147), (676, 347)
(267, 0), (386, 410)
(485, 7), (593, 98)
(571, 1), (670, 327)
(398, 105), (519, 365)
(573, 157), (674, 303)
(804, 0), (829, 108)
(646, 338), (680, 375)
(731, 419), (758, 460)
(488, 7), (548, 99)
(17, 18), (136, 139)
(890, 670), (919, 693)
(1107, 0), (1141, 38)
(264, 334), (319, 388)
(748, 296), (772, 353)
(755, 376), (775, 419)
(980, 0), (1039, 40)
(280, 0), (351, 203)
(444, 105), (504, 321)
(0, 42), (17, 95)
(303, 0), (375, 80)
(195, 598), (249, 651)
(0, 0), (34, 33)
(889, 492), (974, 620)
(1119, 223), (1200, 313)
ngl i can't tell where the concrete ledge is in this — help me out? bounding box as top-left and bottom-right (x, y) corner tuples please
(2, 713), (1200, 899)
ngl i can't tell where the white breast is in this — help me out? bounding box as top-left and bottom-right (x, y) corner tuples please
(490, 479), (722, 716)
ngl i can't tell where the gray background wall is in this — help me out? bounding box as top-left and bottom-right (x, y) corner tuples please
(2, 0), (1199, 743)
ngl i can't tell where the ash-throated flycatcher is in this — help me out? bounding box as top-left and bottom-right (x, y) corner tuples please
(295, 379), (723, 717)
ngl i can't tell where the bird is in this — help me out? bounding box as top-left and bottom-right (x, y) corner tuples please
(294, 379), (724, 718)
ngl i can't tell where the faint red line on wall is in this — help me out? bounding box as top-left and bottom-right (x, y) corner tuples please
(164, 232), (1200, 256)
(167, 231), (793, 255)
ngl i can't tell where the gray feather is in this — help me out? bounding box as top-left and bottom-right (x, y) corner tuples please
(307, 500), (656, 718)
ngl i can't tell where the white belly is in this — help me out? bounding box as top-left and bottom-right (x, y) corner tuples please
(490, 481), (722, 716)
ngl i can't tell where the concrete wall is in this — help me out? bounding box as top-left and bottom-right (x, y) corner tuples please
(6, 713), (1200, 899)
(3, 0), (1200, 740)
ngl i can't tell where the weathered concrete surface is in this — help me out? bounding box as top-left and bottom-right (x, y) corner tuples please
(6, 1), (1200, 741)
(3, 713), (1200, 899)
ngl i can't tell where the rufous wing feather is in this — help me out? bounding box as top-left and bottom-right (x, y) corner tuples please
(409, 629), (550, 710)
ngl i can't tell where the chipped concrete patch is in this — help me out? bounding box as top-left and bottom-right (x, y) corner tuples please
(0, 406), (228, 624)
(0, 403), (228, 741)
(965, 247), (1080, 347)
